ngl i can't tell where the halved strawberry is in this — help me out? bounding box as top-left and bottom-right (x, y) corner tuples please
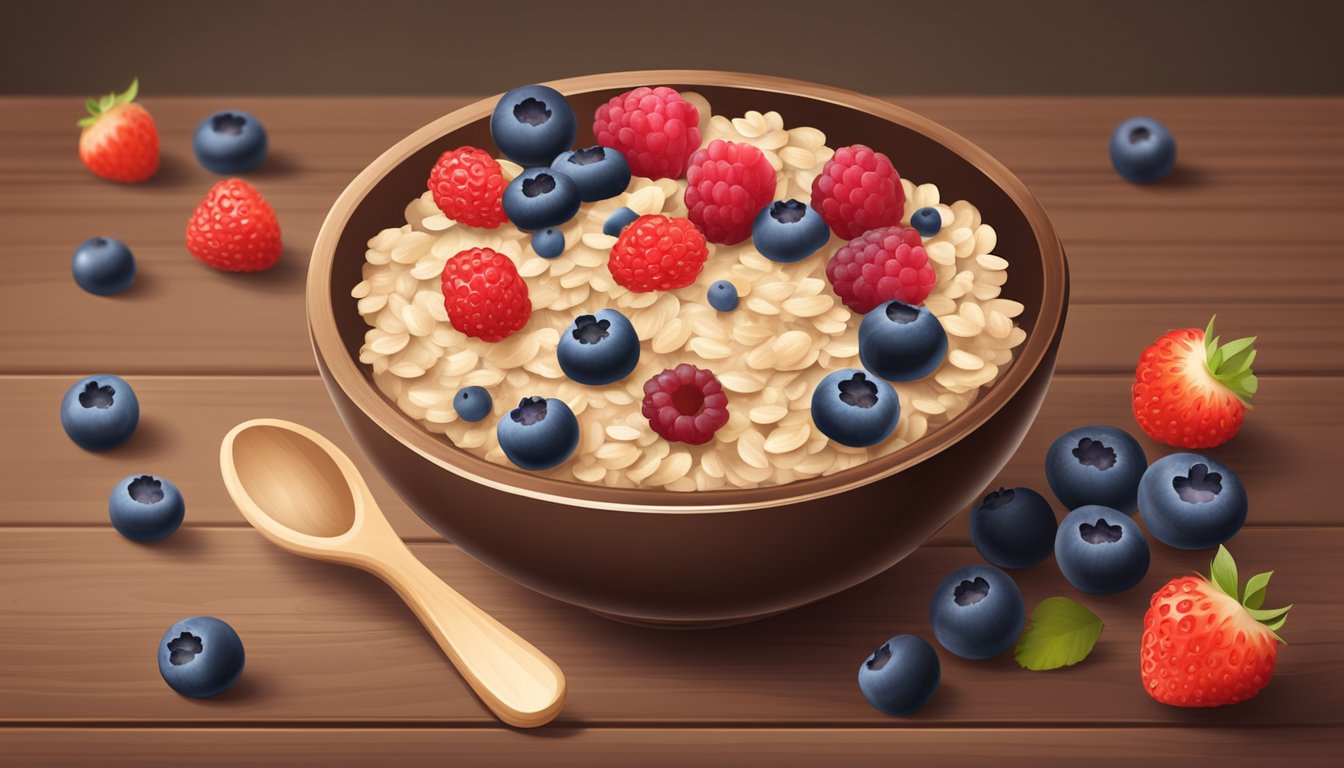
(77, 79), (160, 183)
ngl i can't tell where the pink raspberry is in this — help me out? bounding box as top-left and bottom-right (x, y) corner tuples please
(826, 226), (936, 313)
(810, 144), (905, 240)
(683, 139), (777, 245)
(641, 364), (730, 445)
(593, 86), (701, 180)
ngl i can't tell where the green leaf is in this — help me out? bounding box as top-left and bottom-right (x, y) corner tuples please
(122, 77), (139, 104)
(1215, 336), (1256, 364)
(1243, 571), (1273, 610)
(1245, 604), (1293, 623)
(1014, 597), (1104, 671)
(1210, 545), (1239, 600)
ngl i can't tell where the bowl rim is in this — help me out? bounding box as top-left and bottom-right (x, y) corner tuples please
(307, 69), (1067, 514)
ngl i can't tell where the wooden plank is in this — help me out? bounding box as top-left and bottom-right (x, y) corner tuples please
(0, 527), (1336, 726)
(0, 727), (1336, 768)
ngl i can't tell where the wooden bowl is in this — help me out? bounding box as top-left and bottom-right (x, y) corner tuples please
(307, 71), (1068, 627)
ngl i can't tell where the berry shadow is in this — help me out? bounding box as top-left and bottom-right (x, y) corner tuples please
(116, 269), (166, 302)
(135, 525), (212, 557)
(140, 153), (199, 188)
(88, 415), (175, 461)
(209, 245), (307, 296)
(181, 665), (273, 707)
(245, 150), (303, 179)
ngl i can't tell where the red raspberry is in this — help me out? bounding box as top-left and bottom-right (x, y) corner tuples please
(440, 247), (531, 342)
(810, 144), (905, 239)
(428, 146), (507, 229)
(826, 226), (936, 313)
(683, 140), (777, 245)
(641, 364), (730, 445)
(185, 179), (282, 272)
(593, 86), (701, 180)
(608, 214), (709, 292)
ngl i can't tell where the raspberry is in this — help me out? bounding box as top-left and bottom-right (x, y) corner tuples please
(810, 144), (905, 239)
(826, 226), (936, 313)
(641, 364), (730, 445)
(440, 247), (531, 342)
(608, 214), (709, 292)
(684, 140), (777, 245)
(428, 146), (507, 229)
(593, 86), (701, 180)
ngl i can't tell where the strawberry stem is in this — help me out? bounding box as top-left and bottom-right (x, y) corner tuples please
(1202, 316), (1258, 404)
(1208, 545), (1291, 643)
(77, 78), (141, 128)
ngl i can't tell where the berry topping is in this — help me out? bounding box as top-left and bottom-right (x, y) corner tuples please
(602, 206), (640, 237)
(453, 386), (493, 422)
(810, 144), (905, 239)
(440, 247), (531, 342)
(641, 364), (730, 445)
(530, 227), (565, 259)
(751, 198), (831, 262)
(558, 309), (640, 386)
(502, 167), (581, 231)
(910, 207), (942, 238)
(427, 146), (508, 229)
(607, 214), (709, 292)
(593, 86), (702, 180)
(826, 225), (936, 313)
(810, 369), (901, 447)
(707, 280), (739, 312)
(551, 145), (631, 202)
(684, 139), (777, 245)
(490, 84), (578, 167)
(185, 179), (282, 272)
(497, 396), (580, 470)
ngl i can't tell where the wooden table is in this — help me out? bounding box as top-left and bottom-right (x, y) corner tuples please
(2, 96), (1340, 765)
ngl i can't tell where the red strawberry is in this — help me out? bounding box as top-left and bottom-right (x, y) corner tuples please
(1141, 546), (1290, 707)
(1132, 316), (1257, 449)
(428, 147), (508, 229)
(440, 247), (531, 342)
(77, 79), (159, 183)
(185, 179), (282, 272)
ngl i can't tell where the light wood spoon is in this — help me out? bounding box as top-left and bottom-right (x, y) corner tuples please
(219, 418), (565, 728)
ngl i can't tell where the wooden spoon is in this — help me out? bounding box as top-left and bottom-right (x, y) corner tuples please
(219, 418), (565, 728)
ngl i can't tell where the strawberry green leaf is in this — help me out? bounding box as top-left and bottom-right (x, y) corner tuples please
(1201, 316), (1259, 403)
(1243, 571), (1273, 610)
(1245, 604), (1293, 623)
(1014, 597), (1103, 671)
(121, 77), (139, 104)
(1210, 545), (1239, 601)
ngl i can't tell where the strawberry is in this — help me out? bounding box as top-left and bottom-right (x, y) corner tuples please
(185, 179), (283, 272)
(77, 79), (160, 183)
(1132, 316), (1258, 449)
(1141, 546), (1290, 707)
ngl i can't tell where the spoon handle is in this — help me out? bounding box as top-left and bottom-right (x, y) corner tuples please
(368, 542), (566, 728)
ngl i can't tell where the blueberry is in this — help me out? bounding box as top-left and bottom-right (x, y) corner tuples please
(603, 206), (640, 237)
(60, 374), (139, 451)
(497, 396), (579, 470)
(910, 207), (942, 238)
(751, 199), (830, 263)
(502, 167), (581, 231)
(71, 236), (136, 296)
(158, 616), (245, 698)
(192, 110), (268, 174)
(550, 146), (630, 202)
(857, 634), (940, 716)
(969, 487), (1057, 570)
(1045, 425), (1147, 514)
(558, 309), (640, 386)
(707, 280), (739, 312)
(109, 474), (184, 542)
(1138, 453), (1247, 550)
(531, 227), (565, 259)
(490, 84), (577, 167)
(858, 300), (948, 382)
(928, 564), (1025, 660)
(811, 369), (900, 448)
(1055, 505), (1150, 594)
(1109, 116), (1176, 183)
(453, 386), (492, 423)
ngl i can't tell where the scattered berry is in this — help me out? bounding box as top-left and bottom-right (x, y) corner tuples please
(558, 309), (640, 386)
(969, 487), (1058, 570)
(1139, 453), (1247, 549)
(707, 280), (739, 312)
(1132, 316), (1257, 449)
(810, 144), (904, 239)
(603, 206), (640, 237)
(497, 396), (579, 470)
(77, 78), (159, 183)
(440, 247), (531, 342)
(1055, 506), (1150, 595)
(1110, 116), (1176, 183)
(608, 214), (709, 292)
(858, 299), (948, 382)
(193, 110), (267, 174)
(752, 199), (830, 262)
(910, 207), (942, 238)
(858, 635), (941, 716)
(811, 369), (900, 448)
(531, 227), (565, 259)
(593, 86), (701, 180)
(1045, 425), (1148, 514)
(60, 374), (139, 451)
(427, 146), (507, 229)
(185, 179), (282, 272)
(551, 145), (631, 202)
(929, 564), (1025, 660)
(490, 84), (577, 167)
(684, 139), (777, 245)
(109, 474), (184, 542)
(453, 386), (492, 423)
(158, 616), (245, 699)
(826, 226), (936, 313)
(502, 167), (581, 231)
(641, 364), (729, 445)
(71, 236), (136, 296)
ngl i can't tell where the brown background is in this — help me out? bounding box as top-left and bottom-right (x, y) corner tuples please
(3, 0), (1342, 96)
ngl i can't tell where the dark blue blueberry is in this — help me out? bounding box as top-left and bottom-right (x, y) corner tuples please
(497, 396), (579, 470)
(453, 386), (492, 423)
(858, 299), (948, 382)
(1045, 425), (1147, 514)
(550, 145), (630, 202)
(707, 280), (739, 312)
(811, 369), (900, 448)
(910, 207), (942, 238)
(1109, 116), (1176, 183)
(603, 206), (640, 237)
(857, 634), (940, 716)
(1055, 505), (1150, 595)
(557, 309), (639, 386)
(502, 167), (581, 231)
(928, 564), (1025, 660)
(71, 236), (136, 296)
(109, 474), (184, 542)
(490, 84), (577, 167)
(751, 199), (830, 263)
(531, 227), (565, 259)
(60, 374), (139, 451)
(192, 110), (268, 174)
(969, 486), (1057, 570)
(158, 616), (245, 698)
(1139, 453), (1247, 550)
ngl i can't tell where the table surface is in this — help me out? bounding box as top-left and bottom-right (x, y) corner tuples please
(2, 95), (1341, 766)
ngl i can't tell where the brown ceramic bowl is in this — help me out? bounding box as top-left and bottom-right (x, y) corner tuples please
(308, 70), (1068, 627)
